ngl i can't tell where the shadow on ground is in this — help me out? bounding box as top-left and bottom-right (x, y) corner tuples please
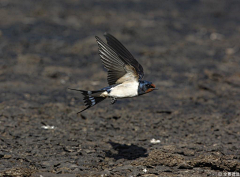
(105, 141), (148, 160)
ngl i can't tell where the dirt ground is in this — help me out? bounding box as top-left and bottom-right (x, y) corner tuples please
(0, 0), (240, 176)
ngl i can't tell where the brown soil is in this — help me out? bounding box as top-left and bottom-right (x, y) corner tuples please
(0, 0), (240, 176)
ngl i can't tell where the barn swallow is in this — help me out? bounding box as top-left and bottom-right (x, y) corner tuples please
(69, 33), (157, 113)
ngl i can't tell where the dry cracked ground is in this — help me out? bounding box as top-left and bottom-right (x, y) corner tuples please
(0, 0), (240, 176)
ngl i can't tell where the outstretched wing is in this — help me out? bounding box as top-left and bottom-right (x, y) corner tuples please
(104, 32), (144, 80)
(96, 36), (139, 85)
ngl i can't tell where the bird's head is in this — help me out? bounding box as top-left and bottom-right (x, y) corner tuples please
(138, 80), (157, 95)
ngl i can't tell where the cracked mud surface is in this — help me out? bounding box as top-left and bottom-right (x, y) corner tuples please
(0, 0), (240, 176)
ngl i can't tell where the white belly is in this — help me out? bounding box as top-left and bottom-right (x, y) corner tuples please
(109, 81), (139, 98)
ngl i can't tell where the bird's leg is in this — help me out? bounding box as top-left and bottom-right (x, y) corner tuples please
(111, 97), (117, 104)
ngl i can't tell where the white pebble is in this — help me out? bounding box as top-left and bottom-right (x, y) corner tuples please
(150, 138), (161, 144)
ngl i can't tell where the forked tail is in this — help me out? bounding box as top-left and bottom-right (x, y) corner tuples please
(68, 88), (106, 113)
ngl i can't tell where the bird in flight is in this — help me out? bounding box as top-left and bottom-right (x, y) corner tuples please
(69, 33), (157, 113)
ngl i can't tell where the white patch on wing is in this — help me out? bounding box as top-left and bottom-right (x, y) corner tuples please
(109, 80), (139, 98)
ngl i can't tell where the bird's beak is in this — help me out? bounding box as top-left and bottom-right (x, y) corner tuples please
(151, 84), (158, 90)
(151, 84), (156, 88)
(146, 84), (158, 93)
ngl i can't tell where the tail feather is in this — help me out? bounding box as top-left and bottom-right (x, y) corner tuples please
(68, 89), (106, 113)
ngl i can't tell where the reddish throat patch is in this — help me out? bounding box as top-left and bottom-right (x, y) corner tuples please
(146, 84), (156, 93)
(146, 88), (154, 93)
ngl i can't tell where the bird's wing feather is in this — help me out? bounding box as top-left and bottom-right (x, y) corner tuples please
(96, 36), (138, 85)
(104, 32), (144, 80)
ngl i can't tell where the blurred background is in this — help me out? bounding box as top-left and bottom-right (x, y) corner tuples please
(0, 0), (240, 176)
